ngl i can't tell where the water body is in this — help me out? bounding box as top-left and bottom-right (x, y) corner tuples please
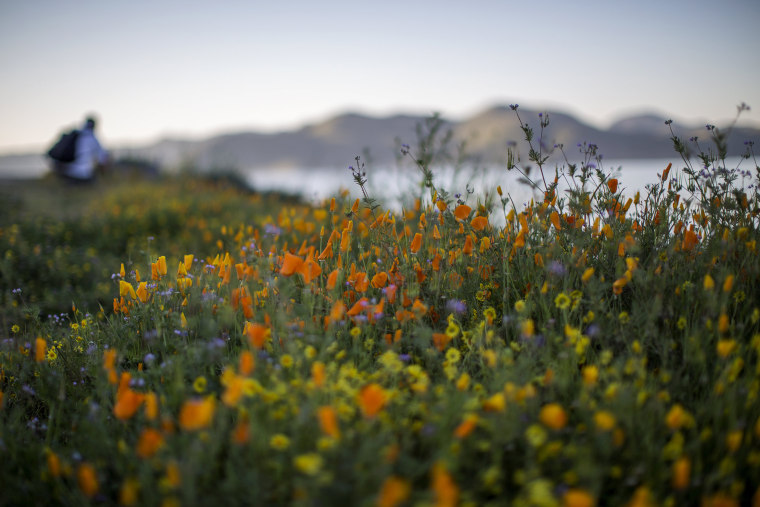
(2, 155), (752, 214)
(244, 157), (754, 211)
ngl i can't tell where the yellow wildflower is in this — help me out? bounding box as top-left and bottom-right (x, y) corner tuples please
(593, 411), (616, 432)
(270, 434), (290, 450)
(716, 339), (737, 358)
(554, 293), (571, 310)
(582, 365), (599, 386)
(192, 376), (207, 393)
(665, 404), (691, 430)
(539, 403), (568, 430)
(294, 453), (323, 476)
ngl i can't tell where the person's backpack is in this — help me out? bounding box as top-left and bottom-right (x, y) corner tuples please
(47, 129), (80, 163)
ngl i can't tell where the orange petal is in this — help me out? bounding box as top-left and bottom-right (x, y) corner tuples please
(358, 383), (386, 418)
(432, 332), (451, 351)
(470, 216), (488, 231)
(244, 322), (269, 349)
(280, 252), (304, 276)
(371, 271), (388, 288)
(326, 269), (340, 290)
(462, 235), (474, 255)
(410, 233), (423, 254)
(347, 298), (369, 316)
(317, 406), (341, 439)
(550, 211), (561, 230)
(453, 204), (471, 221)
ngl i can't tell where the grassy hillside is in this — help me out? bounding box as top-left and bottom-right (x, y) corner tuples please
(1, 111), (759, 505)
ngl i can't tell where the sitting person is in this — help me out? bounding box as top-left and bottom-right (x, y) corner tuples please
(54, 116), (109, 183)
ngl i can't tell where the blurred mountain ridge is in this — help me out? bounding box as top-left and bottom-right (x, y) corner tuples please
(2, 105), (758, 176)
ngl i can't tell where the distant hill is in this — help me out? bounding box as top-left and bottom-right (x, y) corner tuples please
(2, 105), (758, 177)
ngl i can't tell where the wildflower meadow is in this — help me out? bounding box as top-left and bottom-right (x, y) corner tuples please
(1, 106), (759, 506)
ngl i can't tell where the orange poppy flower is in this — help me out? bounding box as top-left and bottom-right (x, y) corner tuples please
(77, 463), (99, 498)
(318, 240), (333, 260)
(410, 233), (422, 254)
(358, 383), (386, 418)
(681, 229), (699, 251)
(371, 271), (388, 288)
(222, 375), (245, 407)
(244, 322), (269, 349)
(612, 277), (628, 295)
(114, 388), (145, 421)
(411, 299), (428, 315)
(347, 298), (369, 317)
(470, 216), (488, 231)
(462, 235), (474, 255)
(298, 254), (322, 284)
(431, 462), (459, 507)
(395, 309), (415, 323)
(103, 349), (117, 371)
(35, 337), (47, 363)
(377, 476), (411, 507)
(317, 406), (341, 439)
(179, 396), (216, 431)
(136, 428), (164, 459)
(312, 361), (326, 387)
(385, 284), (397, 304)
(514, 229), (526, 248)
(239, 351), (255, 376)
(280, 252), (304, 276)
(432, 253), (441, 271)
(330, 300), (346, 322)
(144, 392), (158, 420)
(563, 489), (596, 507)
(432, 332), (451, 351)
(240, 295), (254, 319)
(231, 287), (247, 310)
(326, 269), (340, 290)
(607, 178), (618, 194)
(136, 282), (150, 303)
(232, 418), (250, 445)
(156, 256), (167, 276)
(46, 451), (61, 478)
(340, 228), (351, 251)
(353, 272), (370, 292)
(671, 457), (690, 490)
(550, 211), (561, 230)
(454, 415), (478, 439)
(453, 204), (471, 221)
(119, 280), (137, 300)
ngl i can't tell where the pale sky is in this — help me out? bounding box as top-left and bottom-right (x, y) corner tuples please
(1, 0), (759, 153)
